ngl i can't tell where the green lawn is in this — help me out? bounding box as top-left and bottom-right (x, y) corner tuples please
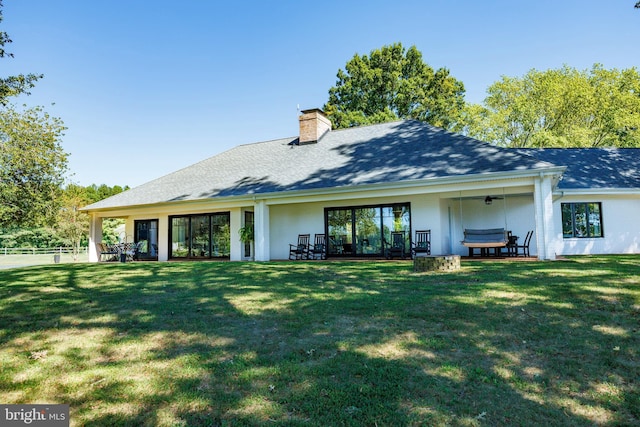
(0, 257), (638, 426)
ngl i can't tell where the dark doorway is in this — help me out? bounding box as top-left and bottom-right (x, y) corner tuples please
(134, 219), (159, 260)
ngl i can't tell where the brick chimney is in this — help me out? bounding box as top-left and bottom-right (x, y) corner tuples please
(298, 109), (331, 144)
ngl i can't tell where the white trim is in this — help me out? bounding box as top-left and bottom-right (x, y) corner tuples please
(555, 188), (640, 196)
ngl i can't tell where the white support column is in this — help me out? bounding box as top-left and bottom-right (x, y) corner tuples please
(157, 215), (169, 261)
(254, 200), (270, 261)
(229, 208), (242, 261)
(534, 174), (556, 260)
(88, 214), (102, 263)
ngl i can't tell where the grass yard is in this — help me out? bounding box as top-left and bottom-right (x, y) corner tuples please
(0, 257), (638, 426)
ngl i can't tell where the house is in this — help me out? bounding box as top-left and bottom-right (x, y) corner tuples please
(82, 109), (640, 262)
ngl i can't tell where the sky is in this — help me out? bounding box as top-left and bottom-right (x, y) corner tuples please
(2, 0), (639, 188)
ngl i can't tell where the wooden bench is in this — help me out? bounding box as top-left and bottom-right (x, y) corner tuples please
(461, 228), (508, 257)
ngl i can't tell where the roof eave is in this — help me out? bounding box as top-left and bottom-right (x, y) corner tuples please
(555, 188), (640, 196)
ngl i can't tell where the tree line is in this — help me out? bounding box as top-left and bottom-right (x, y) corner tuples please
(1, 3), (638, 251)
(325, 43), (639, 148)
(0, 184), (128, 250)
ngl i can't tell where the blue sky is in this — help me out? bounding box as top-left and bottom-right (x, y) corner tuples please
(3, 0), (639, 187)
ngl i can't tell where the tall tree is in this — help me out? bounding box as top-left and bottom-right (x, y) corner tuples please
(0, 105), (68, 227)
(462, 64), (640, 148)
(324, 43), (466, 130)
(0, 1), (42, 104)
(56, 184), (89, 260)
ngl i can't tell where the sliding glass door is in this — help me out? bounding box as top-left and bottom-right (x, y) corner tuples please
(327, 209), (353, 255)
(382, 205), (410, 254)
(191, 215), (211, 258)
(355, 207), (382, 255)
(325, 203), (411, 258)
(169, 213), (230, 259)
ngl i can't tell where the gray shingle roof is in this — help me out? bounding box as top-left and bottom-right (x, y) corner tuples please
(520, 148), (640, 190)
(84, 120), (560, 211)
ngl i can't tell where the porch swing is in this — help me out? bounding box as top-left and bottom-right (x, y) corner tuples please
(459, 189), (511, 257)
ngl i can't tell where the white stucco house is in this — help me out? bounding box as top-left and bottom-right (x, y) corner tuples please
(82, 109), (640, 262)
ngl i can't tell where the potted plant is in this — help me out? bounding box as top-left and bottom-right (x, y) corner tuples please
(238, 224), (254, 260)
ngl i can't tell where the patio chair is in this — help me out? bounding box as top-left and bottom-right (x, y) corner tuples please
(98, 242), (119, 262)
(385, 231), (406, 259)
(328, 235), (340, 255)
(122, 242), (139, 262)
(339, 234), (353, 255)
(309, 234), (327, 260)
(289, 234), (310, 260)
(504, 231), (518, 257)
(132, 241), (146, 261)
(515, 230), (533, 257)
(411, 229), (431, 258)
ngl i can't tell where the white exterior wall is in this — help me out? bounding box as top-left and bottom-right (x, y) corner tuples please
(550, 194), (640, 255)
(412, 195), (442, 254)
(269, 203), (325, 260)
(268, 194), (444, 260)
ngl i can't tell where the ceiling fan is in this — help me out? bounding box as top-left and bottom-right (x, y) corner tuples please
(483, 195), (503, 205)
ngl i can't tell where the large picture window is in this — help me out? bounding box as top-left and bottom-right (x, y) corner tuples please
(325, 203), (411, 257)
(169, 213), (230, 259)
(562, 202), (603, 238)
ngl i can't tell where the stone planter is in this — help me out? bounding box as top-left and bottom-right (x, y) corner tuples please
(414, 255), (461, 272)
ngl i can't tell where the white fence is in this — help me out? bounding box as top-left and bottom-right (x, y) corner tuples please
(0, 247), (89, 256)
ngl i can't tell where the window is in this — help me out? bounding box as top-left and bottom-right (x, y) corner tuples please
(325, 203), (411, 257)
(169, 213), (230, 258)
(562, 203), (603, 238)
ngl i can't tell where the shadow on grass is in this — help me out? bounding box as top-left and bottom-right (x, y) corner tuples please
(0, 257), (638, 425)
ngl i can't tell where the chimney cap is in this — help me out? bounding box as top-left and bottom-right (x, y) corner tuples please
(300, 108), (326, 115)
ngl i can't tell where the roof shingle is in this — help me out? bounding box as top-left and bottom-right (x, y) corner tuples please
(520, 148), (640, 190)
(84, 120), (560, 210)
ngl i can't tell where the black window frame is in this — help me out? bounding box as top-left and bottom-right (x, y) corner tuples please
(324, 202), (412, 258)
(168, 212), (231, 259)
(561, 202), (604, 238)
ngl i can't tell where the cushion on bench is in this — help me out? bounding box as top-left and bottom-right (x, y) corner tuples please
(462, 228), (507, 247)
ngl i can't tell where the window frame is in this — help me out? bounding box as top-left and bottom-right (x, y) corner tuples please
(561, 202), (604, 238)
(324, 202), (411, 258)
(168, 212), (231, 259)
